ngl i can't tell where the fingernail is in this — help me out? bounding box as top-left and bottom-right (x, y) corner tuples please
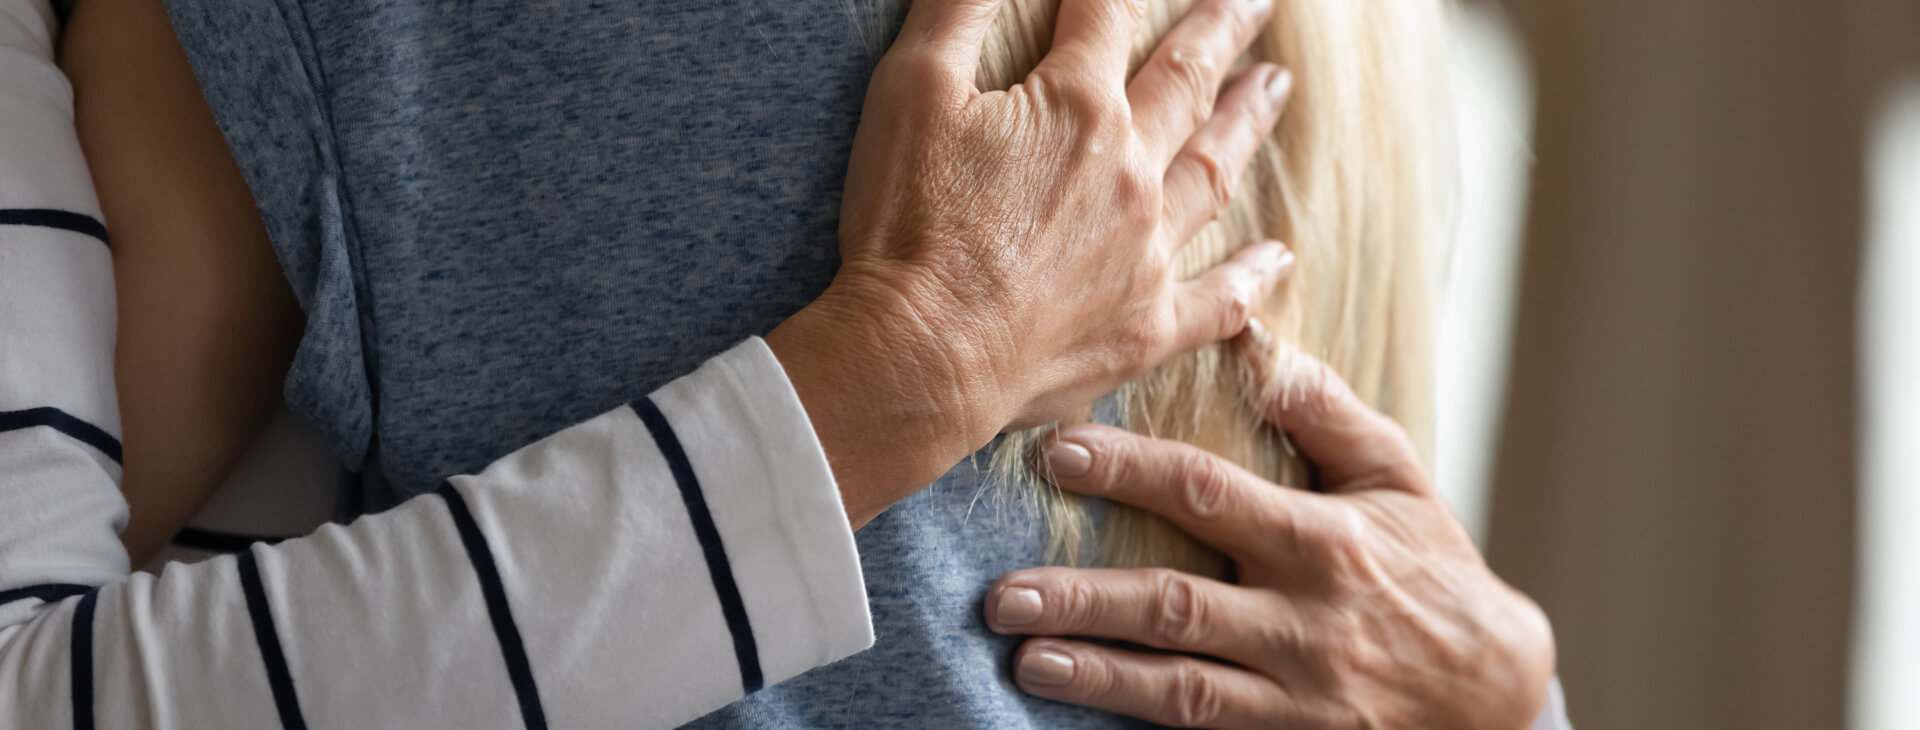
(1044, 440), (1093, 479)
(1234, 317), (1278, 378)
(1267, 67), (1295, 103)
(1240, 316), (1276, 352)
(1233, 318), (1283, 405)
(1017, 648), (1077, 688)
(1254, 241), (1295, 276)
(995, 587), (1044, 628)
(1271, 249), (1297, 278)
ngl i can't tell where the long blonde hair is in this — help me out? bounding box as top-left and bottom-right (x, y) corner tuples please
(973, 0), (1453, 575)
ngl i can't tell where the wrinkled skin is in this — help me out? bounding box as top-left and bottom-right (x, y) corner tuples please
(66, 0), (1289, 555)
(769, 0), (1298, 527)
(986, 326), (1559, 729)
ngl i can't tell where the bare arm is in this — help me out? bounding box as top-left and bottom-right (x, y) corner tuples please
(0, 0), (1309, 725)
(59, 0), (303, 566)
(59, 0), (1299, 541)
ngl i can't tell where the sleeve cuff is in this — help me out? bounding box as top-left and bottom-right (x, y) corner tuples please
(1530, 676), (1572, 730)
(649, 337), (875, 686)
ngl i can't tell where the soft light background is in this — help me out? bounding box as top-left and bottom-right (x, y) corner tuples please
(1853, 76), (1920, 730)
(1434, 3), (1919, 728)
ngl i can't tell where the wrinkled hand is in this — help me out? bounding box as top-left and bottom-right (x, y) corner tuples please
(769, 0), (1296, 526)
(985, 328), (1557, 729)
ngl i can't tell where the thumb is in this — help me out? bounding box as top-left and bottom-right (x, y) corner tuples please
(1232, 319), (1427, 493)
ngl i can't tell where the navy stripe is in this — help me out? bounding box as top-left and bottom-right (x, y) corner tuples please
(0, 208), (109, 245)
(0, 408), (123, 465)
(0, 583), (92, 609)
(171, 527), (292, 554)
(631, 396), (765, 694)
(436, 482), (547, 729)
(70, 590), (98, 730)
(237, 551), (307, 730)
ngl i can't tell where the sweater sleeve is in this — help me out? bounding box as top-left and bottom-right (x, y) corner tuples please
(0, 2), (873, 727)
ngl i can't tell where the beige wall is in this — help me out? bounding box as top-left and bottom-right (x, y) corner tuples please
(1483, 1), (1919, 728)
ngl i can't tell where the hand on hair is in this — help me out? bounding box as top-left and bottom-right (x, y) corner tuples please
(985, 328), (1558, 729)
(768, 0), (1295, 527)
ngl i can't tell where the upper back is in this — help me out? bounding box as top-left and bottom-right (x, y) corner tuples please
(164, 0), (881, 504)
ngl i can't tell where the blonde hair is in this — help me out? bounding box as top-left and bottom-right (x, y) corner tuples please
(974, 0), (1454, 575)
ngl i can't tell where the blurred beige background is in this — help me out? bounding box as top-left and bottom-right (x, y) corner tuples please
(1431, 1), (1920, 728)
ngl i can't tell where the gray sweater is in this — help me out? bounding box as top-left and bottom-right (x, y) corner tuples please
(157, 0), (1143, 726)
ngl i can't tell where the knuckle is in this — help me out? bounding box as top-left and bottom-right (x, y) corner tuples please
(1115, 311), (1171, 372)
(1316, 611), (1379, 675)
(1114, 163), (1162, 222)
(1054, 577), (1105, 631)
(1252, 608), (1304, 654)
(1147, 570), (1208, 647)
(1309, 508), (1374, 576)
(1166, 661), (1225, 727)
(1215, 283), (1253, 337)
(1179, 451), (1236, 519)
(1331, 508), (1372, 554)
(1163, 44), (1220, 115)
(1095, 435), (1141, 489)
(1077, 651), (1123, 698)
(1048, 73), (1130, 128)
(1220, 0), (1264, 40)
(1193, 0), (1260, 44)
(1183, 144), (1238, 210)
(1344, 629), (1392, 679)
(1091, 91), (1133, 129)
(1292, 508), (1337, 552)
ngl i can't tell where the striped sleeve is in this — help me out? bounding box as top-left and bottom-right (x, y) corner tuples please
(0, 1), (874, 727)
(1531, 678), (1573, 730)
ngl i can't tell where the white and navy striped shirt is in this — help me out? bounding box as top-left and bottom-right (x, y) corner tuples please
(0, 1), (874, 726)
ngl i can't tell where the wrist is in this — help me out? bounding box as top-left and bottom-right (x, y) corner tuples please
(767, 271), (1009, 527)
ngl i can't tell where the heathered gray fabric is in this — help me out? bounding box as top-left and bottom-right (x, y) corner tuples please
(159, 0), (1153, 726)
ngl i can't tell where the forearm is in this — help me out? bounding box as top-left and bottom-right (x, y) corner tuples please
(765, 274), (1005, 529)
(9, 3), (873, 722)
(59, 0), (305, 565)
(2, 340), (874, 728)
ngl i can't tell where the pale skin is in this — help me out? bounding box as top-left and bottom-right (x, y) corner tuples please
(60, 0), (1552, 723)
(62, 0), (306, 564)
(987, 324), (1558, 729)
(65, 0), (1291, 551)
(766, 0), (1300, 527)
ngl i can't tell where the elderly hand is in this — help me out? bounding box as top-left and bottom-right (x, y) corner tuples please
(985, 330), (1558, 729)
(768, 0), (1296, 527)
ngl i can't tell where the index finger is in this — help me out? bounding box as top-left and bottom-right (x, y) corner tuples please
(1233, 320), (1428, 492)
(891, 0), (1011, 86)
(1129, 0), (1275, 165)
(1042, 424), (1337, 562)
(1039, 0), (1146, 87)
